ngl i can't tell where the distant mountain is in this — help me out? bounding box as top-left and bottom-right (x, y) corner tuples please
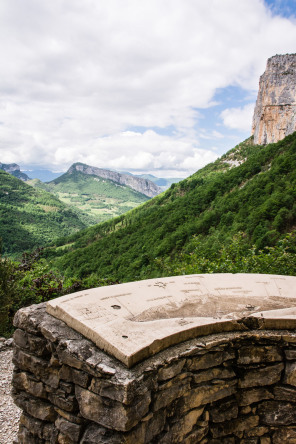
(29, 164), (151, 223)
(0, 170), (94, 256)
(22, 169), (62, 182)
(135, 174), (182, 190)
(67, 163), (162, 197)
(45, 132), (296, 281)
(0, 162), (30, 181)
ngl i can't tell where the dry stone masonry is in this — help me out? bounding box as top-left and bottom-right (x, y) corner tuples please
(252, 53), (296, 145)
(12, 274), (296, 443)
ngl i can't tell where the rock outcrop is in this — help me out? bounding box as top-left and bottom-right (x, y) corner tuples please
(252, 53), (296, 145)
(68, 163), (162, 198)
(0, 163), (30, 181)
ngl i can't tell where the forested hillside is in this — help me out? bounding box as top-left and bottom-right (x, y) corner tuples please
(30, 169), (149, 223)
(0, 170), (94, 256)
(44, 133), (296, 281)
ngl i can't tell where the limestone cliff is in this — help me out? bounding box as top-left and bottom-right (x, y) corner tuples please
(68, 163), (162, 198)
(0, 162), (30, 181)
(252, 53), (296, 145)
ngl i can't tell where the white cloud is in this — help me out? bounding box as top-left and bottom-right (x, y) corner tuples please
(220, 103), (255, 132)
(0, 0), (296, 176)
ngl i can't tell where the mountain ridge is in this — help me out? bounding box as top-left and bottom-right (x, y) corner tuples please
(65, 162), (162, 198)
(35, 167), (149, 223)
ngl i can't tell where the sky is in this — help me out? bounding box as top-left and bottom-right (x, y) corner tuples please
(0, 0), (296, 179)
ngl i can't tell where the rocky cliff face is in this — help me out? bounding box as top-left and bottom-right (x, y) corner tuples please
(252, 54), (296, 145)
(0, 162), (30, 181)
(68, 163), (162, 198)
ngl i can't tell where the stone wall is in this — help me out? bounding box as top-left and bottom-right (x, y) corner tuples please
(12, 303), (296, 443)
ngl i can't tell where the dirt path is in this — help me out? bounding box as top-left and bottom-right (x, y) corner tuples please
(0, 342), (20, 444)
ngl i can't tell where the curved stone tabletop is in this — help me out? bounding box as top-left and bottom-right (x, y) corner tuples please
(46, 273), (296, 367)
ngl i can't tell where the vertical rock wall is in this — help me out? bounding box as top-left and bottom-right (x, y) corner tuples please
(12, 303), (296, 443)
(252, 54), (296, 145)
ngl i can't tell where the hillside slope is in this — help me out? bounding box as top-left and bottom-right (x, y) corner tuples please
(45, 133), (296, 280)
(30, 167), (150, 223)
(0, 171), (93, 256)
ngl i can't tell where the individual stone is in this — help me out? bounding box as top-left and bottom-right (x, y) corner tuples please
(60, 381), (74, 395)
(211, 415), (259, 438)
(260, 438), (271, 444)
(153, 377), (190, 411)
(75, 386), (151, 431)
(189, 350), (235, 371)
(54, 407), (84, 425)
(18, 424), (44, 444)
(14, 329), (29, 349)
(13, 371), (48, 399)
(181, 380), (237, 412)
(240, 406), (252, 414)
(89, 375), (150, 405)
(13, 392), (57, 422)
(159, 408), (204, 444)
(55, 416), (82, 442)
(241, 439), (259, 444)
(60, 365), (90, 388)
(43, 422), (58, 441)
(237, 345), (282, 364)
(274, 384), (296, 402)
(143, 409), (166, 443)
(158, 359), (185, 381)
(237, 388), (274, 406)
(182, 426), (208, 444)
(13, 303), (47, 334)
(245, 426), (269, 437)
(284, 361), (296, 386)
(193, 366), (236, 384)
(210, 399), (238, 423)
(19, 413), (43, 439)
(13, 347), (49, 377)
(258, 400), (296, 425)
(285, 349), (296, 360)
(80, 424), (123, 444)
(48, 390), (78, 413)
(272, 428), (296, 443)
(238, 363), (284, 388)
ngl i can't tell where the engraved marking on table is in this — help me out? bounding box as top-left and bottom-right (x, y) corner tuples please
(58, 293), (90, 304)
(147, 295), (173, 302)
(100, 293), (132, 300)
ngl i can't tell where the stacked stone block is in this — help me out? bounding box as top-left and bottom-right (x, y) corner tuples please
(12, 303), (296, 443)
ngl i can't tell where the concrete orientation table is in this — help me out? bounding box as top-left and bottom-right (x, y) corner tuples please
(47, 273), (296, 368)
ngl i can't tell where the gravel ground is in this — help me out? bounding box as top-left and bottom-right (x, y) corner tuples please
(0, 342), (21, 444)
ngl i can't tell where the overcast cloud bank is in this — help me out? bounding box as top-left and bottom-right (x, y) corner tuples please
(0, 0), (296, 177)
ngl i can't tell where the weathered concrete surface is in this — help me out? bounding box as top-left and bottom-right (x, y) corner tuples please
(47, 274), (296, 367)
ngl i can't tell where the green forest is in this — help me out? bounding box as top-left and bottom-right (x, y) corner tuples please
(44, 133), (296, 281)
(1, 132), (296, 336)
(0, 170), (95, 256)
